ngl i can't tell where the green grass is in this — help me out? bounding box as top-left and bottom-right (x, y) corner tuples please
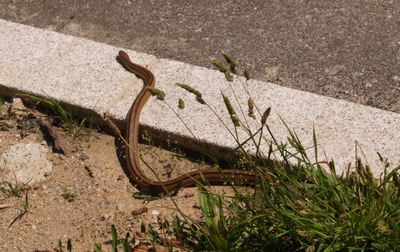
(61, 188), (77, 202)
(92, 225), (136, 252)
(0, 171), (30, 198)
(55, 238), (72, 252)
(186, 134), (400, 251)
(123, 126), (399, 251)
(8, 190), (30, 228)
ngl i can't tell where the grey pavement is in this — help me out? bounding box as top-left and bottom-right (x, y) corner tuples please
(1, 19), (400, 177)
(1, 0), (399, 113)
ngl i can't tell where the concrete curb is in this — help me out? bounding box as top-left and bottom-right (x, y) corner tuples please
(1, 19), (399, 176)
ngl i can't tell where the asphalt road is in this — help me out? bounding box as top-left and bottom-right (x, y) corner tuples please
(1, 0), (399, 112)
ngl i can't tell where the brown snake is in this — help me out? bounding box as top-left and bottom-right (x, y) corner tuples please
(119, 50), (258, 194)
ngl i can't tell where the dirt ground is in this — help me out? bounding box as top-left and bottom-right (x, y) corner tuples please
(0, 99), (237, 251)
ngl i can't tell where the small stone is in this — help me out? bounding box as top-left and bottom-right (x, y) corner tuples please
(77, 151), (89, 161)
(193, 202), (201, 209)
(151, 209), (160, 216)
(325, 65), (345, 76)
(184, 192), (195, 198)
(116, 203), (124, 211)
(131, 206), (148, 216)
(0, 102), (10, 119)
(151, 209), (160, 224)
(10, 98), (28, 116)
(264, 66), (279, 81)
(365, 82), (373, 88)
(101, 213), (112, 221)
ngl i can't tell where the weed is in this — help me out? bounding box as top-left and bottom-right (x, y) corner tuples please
(19, 94), (94, 139)
(94, 243), (102, 252)
(55, 239), (72, 252)
(8, 190), (29, 228)
(61, 188), (77, 202)
(93, 225), (136, 252)
(1, 181), (26, 197)
(1, 171), (30, 197)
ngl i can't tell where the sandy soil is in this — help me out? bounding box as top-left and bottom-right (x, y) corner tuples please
(0, 99), (235, 251)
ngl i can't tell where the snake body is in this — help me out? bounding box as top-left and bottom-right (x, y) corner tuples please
(119, 50), (258, 194)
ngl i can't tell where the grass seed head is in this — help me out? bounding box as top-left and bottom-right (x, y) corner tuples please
(261, 107), (271, 125)
(244, 69), (251, 80)
(178, 98), (185, 109)
(222, 92), (240, 127)
(176, 83), (203, 98)
(195, 96), (206, 105)
(211, 59), (228, 73)
(221, 51), (237, 68)
(221, 51), (237, 74)
(225, 72), (234, 82)
(248, 97), (255, 119)
(147, 87), (165, 101)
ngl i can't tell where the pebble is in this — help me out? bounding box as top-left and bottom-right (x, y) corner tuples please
(0, 142), (52, 185)
(116, 203), (124, 211)
(184, 192), (195, 198)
